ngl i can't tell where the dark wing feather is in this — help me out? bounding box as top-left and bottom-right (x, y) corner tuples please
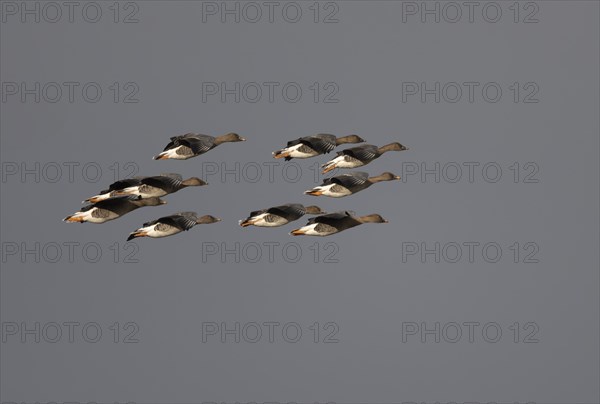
(99, 178), (142, 194)
(162, 133), (196, 151)
(159, 212), (198, 231)
(330, 172), (369, 187)
(286, 138), (303, 147)
(177, 135), (215, 155)
(142, 173), (183, 190)
(267, 203), (306, 221)
(142, 218), (161, 227)
(82, 195), (140, 214)
(301, 134), (336, 154)
(163, 133), (214, 153)
(248, 208), (267, 217)
(343, 145), (379, 162)
(307, 211), (355, 225)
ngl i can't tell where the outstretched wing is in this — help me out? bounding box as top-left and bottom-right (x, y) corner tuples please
(326, 172), (369, 187)
(307, 211), (355, 225)
(161, 212), (199, 231)
(342, 145), (379, 161)
(247, 208), (267, 217)
(267, 203), (306, 220)
(163, 133), (214, 154)
(178, 135), (215, 154)
(286, 134), (336, 154)
(303, 134), (337, 154)
(82, 195), (139, 212)
(99, 178), (142, 194)
(142, 173), (183, 189)
(163, 133), (195, 151)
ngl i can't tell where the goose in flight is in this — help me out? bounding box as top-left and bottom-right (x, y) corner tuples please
(127, 212), (221, 240)
(239, 203), (325, 227)
(290, 211), (388, 236)
(321, 142), (408, 174)
(305, 171), (400, 197)
(64, 196), (166, 224)
(84, 174), (206, 203)
(154, 133), (246, 160)
(272, 134), (364, 161)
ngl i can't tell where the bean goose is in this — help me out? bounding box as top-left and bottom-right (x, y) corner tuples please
(239, 203), (325, 227)
(154, 133), (246, 160)
(290, 211), (387, 236)
(127, 212), (221, 240)
(84, 173), (206, 203)
(305, 171), (400, 197)
(321, 142), (408, 173)
(272, 134), (365, 161)
(64, 196), (166, 224)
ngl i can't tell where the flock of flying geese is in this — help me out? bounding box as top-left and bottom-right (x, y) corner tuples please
(63, 133), (408, 239)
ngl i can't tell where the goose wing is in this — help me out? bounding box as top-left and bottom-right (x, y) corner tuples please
(341, 145), (379, 161)
(163, 133), (215, 154)
(99, 178), (143, 194)
(267, 203), (306, 220)
(145, 212), (198, 231)
(248, 208), (267, 217)
(327, 172), (369, 187)
(307, 211), (356, 225)
(302, 134), (337, 154)
(163, 133), (195, 151)
(163, 212), (199, 231)
(81, 195), (140, 214)
(286, 134), (336, 154)
(142, 173), (183, 190)
(178, 134), (215, 154)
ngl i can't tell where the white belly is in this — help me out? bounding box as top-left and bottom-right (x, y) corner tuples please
(336, 156), (364, 168)
(78, 208), (119, 223)
(158, 146), (191, 160)
(249, 213), (288, 227)
(296, 223), (337, 236)
(319, 184), (351, 197)
(285, 144), (319, 158)
(139, 225), (181, 238)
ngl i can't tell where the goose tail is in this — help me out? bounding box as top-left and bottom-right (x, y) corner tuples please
(272, 148), (291, 160)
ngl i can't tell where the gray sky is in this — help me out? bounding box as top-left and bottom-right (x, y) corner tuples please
(1, 1), (599, 402)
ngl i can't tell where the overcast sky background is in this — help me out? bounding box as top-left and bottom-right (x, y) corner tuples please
(1, 1), (599, 402)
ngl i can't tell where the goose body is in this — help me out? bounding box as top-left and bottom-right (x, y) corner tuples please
(127, 212), (221, 240)
(321, 142), (408, 173)
(305, 171), (400, 198)
(273, 134), (364, 161)
(239, 203), (325, 228)
(64, 196), (166, 224)
(85, 174), (206, 203)
(290, 211), (387, 236)
(154, 132), (245, 160)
